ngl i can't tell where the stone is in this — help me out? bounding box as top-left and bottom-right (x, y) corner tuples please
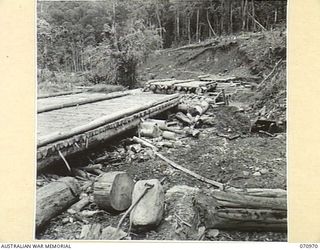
(100, 226), (127, 240)
(253, 172), (261, 176)
(130, 179), (164, 231)
(206, 229), (220, 238)
(243, 171), (250, 176)
(260, 169), (268, 174)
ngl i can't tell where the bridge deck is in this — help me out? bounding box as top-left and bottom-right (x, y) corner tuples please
(37, 90), (180, 171)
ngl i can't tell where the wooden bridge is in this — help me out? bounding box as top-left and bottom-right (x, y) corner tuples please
(37, 75), (254, 172)
(37, 90), (181, 171)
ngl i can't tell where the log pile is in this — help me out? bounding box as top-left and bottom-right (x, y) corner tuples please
(36, 167), (287, 239)
(144, 79), (217, 94)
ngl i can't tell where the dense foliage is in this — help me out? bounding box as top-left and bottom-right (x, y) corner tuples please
(37, 0), (286, 87)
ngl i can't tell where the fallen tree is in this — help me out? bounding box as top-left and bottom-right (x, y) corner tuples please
(36, 177), (80, 231)
(194, 190), (287, 232)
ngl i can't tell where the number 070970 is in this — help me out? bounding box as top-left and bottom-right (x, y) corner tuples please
(300, 244), (319, 248)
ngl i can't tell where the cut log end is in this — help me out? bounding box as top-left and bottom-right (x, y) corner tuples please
(93, 172), (134, 213)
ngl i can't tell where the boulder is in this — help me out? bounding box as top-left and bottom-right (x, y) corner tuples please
(130, 179), (164, 231)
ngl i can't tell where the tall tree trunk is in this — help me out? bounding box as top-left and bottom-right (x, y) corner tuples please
(196, 8), (200, 42)
(155, 2), (163, 40)
(207, 9), (217, 37)
(252, 0), (256, 31)
(246, 0), (250, 31)
(230, 2), (233, 33)
(177, 10), (180, 41)
(242, 0), (248, 31)
(187, 16), (191, 44)
(112, 0), (119, 51)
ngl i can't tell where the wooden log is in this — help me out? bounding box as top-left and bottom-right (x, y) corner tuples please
(162, 131), (176, 140)
(226, 188), (287, 198)
(194, 190), (287, 232)
(37, 92), (129, 113)
(132, 136), (158, 152)
(132, 137), (224, 189)
(139, 121), (162, 138)
(213, 91), (223, 103)
(94, 155), (109, 164)
(163, 126), (185, 135)
(154, 152), (224, 189)
(71, 168), (87, 179)
(37, 90), (83, 99)
(37, 94), (180, 147)
(176, 112), (193, 125)
(68, 195), (91, 214)
(139, 127), (162, 138)
(145, 119), (167, 130)
(189, 101), (210, 116)
(157, 141), (175, 148)
(91, 169), (105, 176)
(93, 172), (134, 213)
(177, 103), (189, 114)
(147, 78), (175, 84)
(36, 177), (80, 231)
(79, 164), (103, 172)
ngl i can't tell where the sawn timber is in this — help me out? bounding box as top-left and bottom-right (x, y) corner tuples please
(37, 92), (181, 172)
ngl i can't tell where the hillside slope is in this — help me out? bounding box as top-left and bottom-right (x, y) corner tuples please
(139, 28), (286, 120)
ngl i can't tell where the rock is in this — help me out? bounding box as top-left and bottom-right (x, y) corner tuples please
(253, 172), (261, 176)
(130, 179), (164, 231)
(260, 169), (268, 174)
(62, 217), (70, 224)
(174, 140), (183, 147)
(197, 226), (206, 240)
(100, 226), (127, 240)
(80, 224), (101, 240)
(206, 229), (220, 239)
(243, 171), (250, 176)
